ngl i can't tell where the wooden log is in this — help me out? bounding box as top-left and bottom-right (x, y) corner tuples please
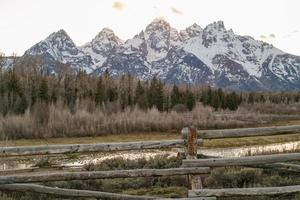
(182, 153), (300, 167)
(0, 183), (217, 200)
(197, 125), (300, 139)
(0, 167), (210, 184)
(0, 166), (85, 176)
(0, 139), (203, 157)
(188, 185), (300, 197)
(0, 183), (156, 200)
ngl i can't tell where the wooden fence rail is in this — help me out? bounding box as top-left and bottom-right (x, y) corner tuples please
(0, 167), (210, 185)
(182, 152), (300, 167)
(1, 125), (300, 199)
(0, 184), (217, 200)
(0, 183), (157, 200)
(257, 163), (300, 173)
(189, 185), (300, 197)
(0, 139), (203, 157)
(196, 125), (300, 139)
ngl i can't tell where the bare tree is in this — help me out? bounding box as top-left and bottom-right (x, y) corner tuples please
(0, 51), (6, 71)
(10, 52), (18, 68)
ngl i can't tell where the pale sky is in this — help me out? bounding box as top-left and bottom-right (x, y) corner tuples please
(1, 0), (300, 56)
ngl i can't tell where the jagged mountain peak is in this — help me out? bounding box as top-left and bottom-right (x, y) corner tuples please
(180, 23), (202, 40)
(94, 28), (123, 43)
(149, 17), (170, 25)
(19, 19), (300, 91)
(47, 29), (69, 38)
(204, 21), (226, 32)
(23, 28), (93, 73)
(55, 29), (69, 35)
(46, 29), (74, 45)
(187, 23), (202, 32)
(87, 28), (124, 48)
(80, 28), (123, 70)
(99, 27), (115, 35)
(142, 18), (174, 62)
(145, 18), (171, 33)
(25, 28), (78, 57)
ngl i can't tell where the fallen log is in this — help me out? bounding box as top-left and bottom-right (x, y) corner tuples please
(189, 185), (300, 197)
(182, 153), (300, 167)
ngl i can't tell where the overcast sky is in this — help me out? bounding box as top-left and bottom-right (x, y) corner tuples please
(1, 0), (300, 56)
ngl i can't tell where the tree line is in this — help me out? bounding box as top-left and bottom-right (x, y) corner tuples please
(0, 62), (300, 116)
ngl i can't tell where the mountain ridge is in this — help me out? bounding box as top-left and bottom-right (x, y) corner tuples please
(13, 19), (300, 91)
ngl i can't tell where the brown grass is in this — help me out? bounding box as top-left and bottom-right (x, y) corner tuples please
(0, 103), (300, 140)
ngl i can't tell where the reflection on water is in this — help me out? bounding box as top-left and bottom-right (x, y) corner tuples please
(0, 149), (178, 171)
(200, 141), (300, 158)
(1, 141), (300, 171)
(62, 149), (178, 167)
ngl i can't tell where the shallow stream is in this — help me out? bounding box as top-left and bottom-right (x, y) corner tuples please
(1, 141), (300, 171)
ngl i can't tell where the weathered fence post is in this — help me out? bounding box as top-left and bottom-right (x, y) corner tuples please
(181, 126), (203, 190)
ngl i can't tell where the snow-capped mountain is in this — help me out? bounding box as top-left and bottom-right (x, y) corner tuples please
(19, 19), (300, 91)
(24, 29), (93, 73)
(80, 28), (123, 71)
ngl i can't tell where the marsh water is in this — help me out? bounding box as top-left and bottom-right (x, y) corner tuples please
(1, 141), (300, 171)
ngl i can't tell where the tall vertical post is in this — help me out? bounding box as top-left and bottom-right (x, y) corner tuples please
(182, 126), (203, 190)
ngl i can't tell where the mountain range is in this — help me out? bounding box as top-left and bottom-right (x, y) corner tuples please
(6, 19), (300, 91)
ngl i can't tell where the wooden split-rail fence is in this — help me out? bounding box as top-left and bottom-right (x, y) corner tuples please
(1, 125), (300, 199)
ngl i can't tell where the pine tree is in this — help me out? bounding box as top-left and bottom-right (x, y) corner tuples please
(217, 88), (225, 109)
(149, 77), (164, 111)
(7, 70), (21, 112)
(226, 92), (239, 111)
(259, 95), (266, 103)
(156, 80), (164, 111)
(186, 90), (195, 111)
(30, 82), (38, 108)
(5, 70), (29, 114)
(119, 75), (128, 110)
(248, 92), (255, 104)
(211, 91), (220, 110)
(126, 73), (133, 107)
(17, 94), (28, 114)
(134, 80), (148, 109)
(95, 77), (106, 106)
(39, 78), (49, 103)
(170, 85), (181, 107)
(148, 76), (157, 108)
(64, 75), (76, 112)
(206, 87), (213, 106)
(107, 86), (118, 102)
